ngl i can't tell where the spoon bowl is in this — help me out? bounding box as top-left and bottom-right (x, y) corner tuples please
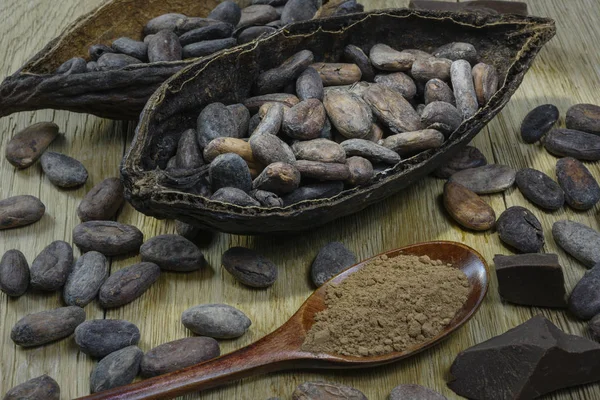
(80, 241), (488, 400)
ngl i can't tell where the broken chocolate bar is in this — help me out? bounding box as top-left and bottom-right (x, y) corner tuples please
(409, 0), (528, 15)
(494, 254), (566, 308)
(448, 315), (600, 399)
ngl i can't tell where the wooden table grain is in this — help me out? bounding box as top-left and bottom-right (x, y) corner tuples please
(1, 0), (599, 399)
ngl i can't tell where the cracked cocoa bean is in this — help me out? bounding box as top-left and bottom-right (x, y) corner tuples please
(496, 206), (544, 253)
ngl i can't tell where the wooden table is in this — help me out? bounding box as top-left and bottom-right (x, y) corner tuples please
(1, 0), (599, 398)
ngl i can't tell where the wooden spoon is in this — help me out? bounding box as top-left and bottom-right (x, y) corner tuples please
(79, 241), (488, 400)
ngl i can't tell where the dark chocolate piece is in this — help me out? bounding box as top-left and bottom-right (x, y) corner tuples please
(494, 254), (566, 308)
(448, 315), (600, 399)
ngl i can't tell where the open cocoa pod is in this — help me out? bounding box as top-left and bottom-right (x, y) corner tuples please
(0, 0), (255, 120)
(122, 9), (555, 234)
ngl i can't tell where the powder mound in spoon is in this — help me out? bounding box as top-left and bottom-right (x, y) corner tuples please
(302, 254), (470, 357)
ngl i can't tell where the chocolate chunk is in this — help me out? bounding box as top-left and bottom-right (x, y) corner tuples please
(556, 157), (600, 210)
(182, 304), (251, 339)
(30, 241), (73, 292)
(566, 103), (600, 135)
(141, 337), (220, 378)
(434, 145), (487, 179)
(520, 104), (559, 143)
(5, 122), (59, 169)
(449, 315), (600, 399)
(90, 346), (143, 393)
(553, 220), (600, 268)
(515, 168), (564, 211)
(0, 249), (29, 297)
(390, 384), (447, 400)
(292, 381), (367, 400)
(282, 181), (344, 206)
(311, 242), (357, 287)
(494, 254), (566, 308)
(75, 319), (140, 358)
(544, 128), (600, 161)
(11, 306), (85, 347)
(222, 247), (278, 288)
(569, 264), (600, 320)
(449, 164), (515, 194)
(40, 151), (88, 188)
(496, 206), (544, 253)
(3, 375), (60, 400)
(443, 181), (495, 231)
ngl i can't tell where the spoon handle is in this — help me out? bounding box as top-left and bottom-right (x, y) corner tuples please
(76, 327), (306, 400)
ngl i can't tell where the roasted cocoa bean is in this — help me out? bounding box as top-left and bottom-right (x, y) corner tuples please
(252, 102), (284, 136)
(292, 139), (346, 163)
(346, 156), (373, 186)
(544, 128), (600, 161)
(449, 164), (516, 194)
(295, 160), (350, 181)
(63, 251), (108, 307)
(281, 0), (319, 23)
(112, 37), (148, 61)
(373, 72), (416, 99)
(433, 42), (477, 64)
(141, 337), (220, 377)
(210, 153), (252, 193)
(238, 5), (279, 28)
(0, 195), (45, 230)
(311, 62), (362, 86)
(515, 168), (564, 211)
(434, 145), (487, 179)
(89, 44), (114, 60)
(424, 78), (455, 105)
(179, 22), (234, 46)
(11, 306), (85, 347)
(77, 178), (124, 222)
(144, 13), (186, 35)
(182, 304), (251, 339)
(255, 50), (314, 94)
(553, 220), (600, 268)
(244, 93), (300, 113)
(520, 104), (559, 143)
(323, 89), (372, 139)
(566, 103), (600, 135)
(90, 346), (143, 393)
(175, 129), (204, 170)
(30, 241), (73, 292)
(451, 59), (479, 119)
(5, 122), (59, 169)
(3, 375), (60, 400)
(0, 250), (29, 297)
(251, 189), (284, 207)
(443, 181), (495, 231)
(383, 129), (445, 157)
(369, 44), (415, 71)
(147, 30), (182, 62)
(569, 264), (600, 320)
(208, 1), (242, 26)
(197, 102), (240, 148)
(98, 262), (161, 308)
(40, 151), (88, 188)
(140, 234), (204, 272)
(363, 84), (422, 133)
(222, 246), (278, 287)
(296, 67), (324, 101)
(56, 57), (87, 74)
(203, 137), (259, 173)
(292, 382), (367, 400)
(472, 62), (498, 105)
(249, 130), (296, 165)
(237, 25), (277, 44)
(253, 162), (301, 194)
(97, 53), (142, 69)
(282, 181), (344, 205)
(73, 221), (143, 256)
(411, 57), (452, 81)
(496, 206), (544, 253)
(311, 242), (357, 287)
(182, 37), (237, 58)
(211, 187), (261, 206)
(75, 319), (140, 358)
(341, 138), (401, 165)
(283, 99), (326, 139)
(421, 101), (462, 135)
(556, 157), (600, 210)
(343, 44), (375, 82)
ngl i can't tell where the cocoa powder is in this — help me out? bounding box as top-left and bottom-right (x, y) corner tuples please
(302, 254), (469, 357)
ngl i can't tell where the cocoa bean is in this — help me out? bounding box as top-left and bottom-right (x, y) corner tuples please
(282, 181), (344, 205)
(111, 37), (148, 61)
(228, 103), (251, 138)
(343, 44), (375, 82)
(77, 178), (125, 222)
(90, 346), (143, 393)
(424, 78), (455, 105)
(496, 206), (544, 253)
(250, 189), (283, 207)
(182, 304), (251, 339)
(141, 337), (220, 378)
(222, 246), (278, 287)
(237, 26), (277, 44)
(197, 102), (239, 148)
(553, 220), (600, 268)
(54, 57), (85, 74)
(363, 84), (422, 133)
(5, 122), (59, 169)
(144, 13), (186, 35)
(252, 102), (284, 136)
(296, 67), (324, 101)
(569, 264), (600, 320)
(434, 145), (487, 179)
(451, 60), (479, 119)
(311, 62), (362, 86)
(323, 89), (372, 139)
(411, 57), (452, 81)
(443, 181), (495, 231)
(3, 375), (60, 400)
(252, 162), (300, 194)
(383, 129), (445, 157)
(283, 99), (326, 139)
(89, 44), (114, 60)
(30, 241), (73, 292)
(311, 242), (357, 286)
(0, 195), (45, 230)
(11, 306), (85, 347)
(75, 319), (140, 358)
(515, 168), (564, 211)
(97, 53), (142, 69)
(346, 156), (373, 186)
(449, 164), (516, 194)
(147, 30), (182, 62)
(589, 314), (600, 341)
(366, 122), (385, 143)
(203, 137), (259, 172)
(295, 160), (350, 181)
(292, 139), (346, 163)
(520, 104), (559, 143)
(281, 0), (319, 24)
(341, 139), (401, 164)
(141, 234), (205, 272)
(63, 251), (108, 307)
(238, 5), (279, 29)
(176, 18), (223, 35)
(566, 103), (600, 135)
(182, 38), (236, 59)
(98, 262), (161, 308)
(211, 187), (261, 206)
(433, 42), (477, 64)
(421, 101), (462, 135)
(472, 62), (498, 105)
(210, 153), (252, 192)
(179, 22), (234, 46)
(208, 1), (242, 26)
(73, 221), (143, 256)
(256, 50), (314, 94)
(373, 72), (416, 99)
(369, 44), (416, 71)
(544, 128), (600, 161)
(556, 157), (600, 210)
(175, 129), (204, 170)
(40, 151), (88, 188)
(244, 93), (300, 113)
(0, 249), (29, 297)
(175, 221), (209, 242)
(249, 129), (296, 165)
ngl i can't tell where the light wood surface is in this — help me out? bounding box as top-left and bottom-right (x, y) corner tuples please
(1, 0), (599, 399)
